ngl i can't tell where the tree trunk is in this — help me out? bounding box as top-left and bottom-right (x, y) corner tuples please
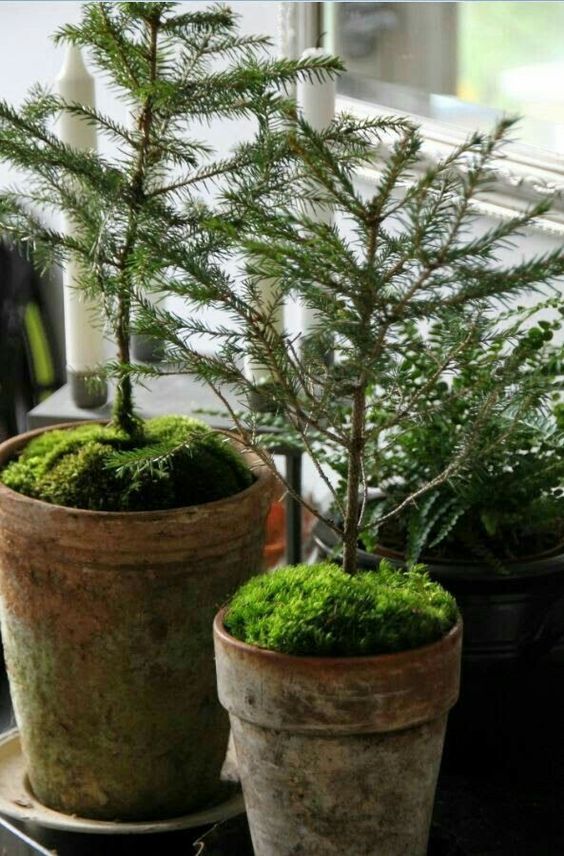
(110, 15), (160, 440)
(112, 292), (141, 438)
(342, 385), (365, 575)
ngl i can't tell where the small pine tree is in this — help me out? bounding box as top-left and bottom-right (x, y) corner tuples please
(133, 108), (564, 574)
(2, 4), (562, 572)
(0, 1), (342, 438)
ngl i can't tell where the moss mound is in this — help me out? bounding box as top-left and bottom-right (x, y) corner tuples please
(1, 416), (253, 511)
(224, 561), (459, 657)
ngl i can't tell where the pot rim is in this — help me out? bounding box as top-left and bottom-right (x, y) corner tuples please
(313, 517), (564, 579)
(375, 538), (564, 569)
(0, 420), (275, 519)
(214, 608), (462, 669)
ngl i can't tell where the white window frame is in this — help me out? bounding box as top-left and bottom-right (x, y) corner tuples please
(278, 1), (564, 237)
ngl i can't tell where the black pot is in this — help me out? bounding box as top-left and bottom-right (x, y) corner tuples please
(314, 520), (564, 773)
(313, 519), (564, 666)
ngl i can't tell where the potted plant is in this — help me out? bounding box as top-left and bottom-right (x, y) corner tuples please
(313, 332), (564, 770)
(131, 79), (564, 847)
(315, 333), (564, 667)
(0, 3), (341, 821)
(215, 562), (461, 856)
(134, 107), (564, 580)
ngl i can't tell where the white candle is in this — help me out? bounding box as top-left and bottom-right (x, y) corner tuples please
(245, 278), (284, 385)
(298, 48), (336, 336)
(57, 46), (106, 377)
(299, 47), (336, 133)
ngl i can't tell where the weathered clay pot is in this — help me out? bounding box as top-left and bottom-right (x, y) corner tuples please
(0, 424), (276, 821)
(214, 611), (462, 856)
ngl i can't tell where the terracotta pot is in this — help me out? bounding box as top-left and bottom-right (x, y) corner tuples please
(214, 611), (462, 856)
(0, 423), (276, 821)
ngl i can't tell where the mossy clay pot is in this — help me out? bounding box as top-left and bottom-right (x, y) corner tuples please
(0, 423), (277, 821)
(214, 611), (462, 856)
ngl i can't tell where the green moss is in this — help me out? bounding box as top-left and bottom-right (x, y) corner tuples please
(145, 415), (205, 445)
(144, 416), (253, 506)
(224, 561), (459, 656)
(38, 442), (130, 510)
(1, 416), (253, 512)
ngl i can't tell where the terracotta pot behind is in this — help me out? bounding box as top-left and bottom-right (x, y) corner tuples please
(214, 612), (462, 856)
(0, 424), (276, 821)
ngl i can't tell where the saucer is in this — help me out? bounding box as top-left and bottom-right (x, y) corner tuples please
(0, 729), (244, 834)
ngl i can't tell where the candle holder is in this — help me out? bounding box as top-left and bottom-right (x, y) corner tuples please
(131, 333), (164, 364)
(68, 370), (108, 410)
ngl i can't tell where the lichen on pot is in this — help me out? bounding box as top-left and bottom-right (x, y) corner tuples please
(0, 421), (276, 821)
(0, 414), (253, 511)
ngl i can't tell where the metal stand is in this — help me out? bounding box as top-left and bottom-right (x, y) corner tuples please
(285, 453), (302, 565)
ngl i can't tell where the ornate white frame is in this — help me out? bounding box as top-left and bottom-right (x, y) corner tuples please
(278, 1), (564, 236)
(278, 2), (320, 62)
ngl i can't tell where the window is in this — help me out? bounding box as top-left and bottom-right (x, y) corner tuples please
(280, 2), (564, 230)
(327, 2), (564, 155)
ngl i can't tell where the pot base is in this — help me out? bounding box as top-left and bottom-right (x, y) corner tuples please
(231, 715), (447, 856)
(0, 730), (244, 834)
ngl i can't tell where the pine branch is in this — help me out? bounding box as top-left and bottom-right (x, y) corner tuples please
(3, 2), (561, 566)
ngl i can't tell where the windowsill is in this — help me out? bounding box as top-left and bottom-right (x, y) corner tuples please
(338, 88), (564, 234)
(339, 76), (564, 157)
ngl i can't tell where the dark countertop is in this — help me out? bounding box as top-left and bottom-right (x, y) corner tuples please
(0, 648), (563, 855)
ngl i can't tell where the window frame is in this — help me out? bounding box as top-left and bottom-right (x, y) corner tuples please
(278, 1), (564, 236)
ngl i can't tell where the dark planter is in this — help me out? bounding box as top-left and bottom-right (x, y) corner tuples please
(313, 519), (564, 666)
(313, 519), (564, 771)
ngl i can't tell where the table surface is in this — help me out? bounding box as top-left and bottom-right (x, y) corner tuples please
(27, 376), (239, 431)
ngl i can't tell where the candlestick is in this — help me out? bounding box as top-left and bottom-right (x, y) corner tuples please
(298, 48), (336, 348)
(131, 289), (164, 363)
(245, 278), (284, 411)
(299, 47), (336, 133)
(57, 45), (107, 409)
